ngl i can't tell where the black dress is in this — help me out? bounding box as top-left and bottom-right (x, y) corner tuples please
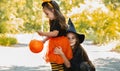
(50, 20), (67, 37)
(64, 45), (95, 71)
(70, 46), (85, 71)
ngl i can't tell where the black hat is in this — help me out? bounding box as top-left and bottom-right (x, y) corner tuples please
(67, 18), (85, 43)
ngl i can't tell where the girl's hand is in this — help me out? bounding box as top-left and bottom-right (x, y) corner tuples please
(37, 31), (44, 36)
(54, 46), (71, 68)
(54, 46), (64, 56)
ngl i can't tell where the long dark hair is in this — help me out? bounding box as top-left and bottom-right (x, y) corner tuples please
(73, 33), (90, 62)
(42, 1), (67, 30)
(73, 33), (95, 70)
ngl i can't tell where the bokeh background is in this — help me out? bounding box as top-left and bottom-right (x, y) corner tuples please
(0, 0), (120, 71)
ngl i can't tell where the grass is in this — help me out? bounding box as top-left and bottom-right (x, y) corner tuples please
(112, 44), (120, 53)
(0, 35), (17, 46)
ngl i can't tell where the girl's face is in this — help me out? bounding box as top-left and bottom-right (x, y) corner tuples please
(67, 33), (77, 47)
(43, 7), (55, 20)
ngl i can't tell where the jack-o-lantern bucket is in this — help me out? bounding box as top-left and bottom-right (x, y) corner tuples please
(29, 39), (43, 53)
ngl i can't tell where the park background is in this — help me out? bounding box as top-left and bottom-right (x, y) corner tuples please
(0, 0), (120, 71)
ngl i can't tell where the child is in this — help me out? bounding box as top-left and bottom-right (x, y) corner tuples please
(38, 0), (72, 71)
(54, 18), (95, 71)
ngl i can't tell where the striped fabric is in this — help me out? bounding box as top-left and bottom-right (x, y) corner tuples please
(51, 63), (64, 71)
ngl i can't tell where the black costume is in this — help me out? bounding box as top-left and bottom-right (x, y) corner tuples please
(64, 18), (95, 71)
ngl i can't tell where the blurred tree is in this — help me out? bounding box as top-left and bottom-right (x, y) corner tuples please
(0, 0), (120, 44)
(70, 6), (120, 44)
(58, 0), (84, 14)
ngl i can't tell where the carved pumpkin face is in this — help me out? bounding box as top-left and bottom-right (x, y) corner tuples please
(29, 40), (43, 53)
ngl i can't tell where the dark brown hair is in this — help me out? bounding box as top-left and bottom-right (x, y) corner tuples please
(42, 1), (67, 30)
(73, 33), (90, 61)
(73, 33), (95, 70)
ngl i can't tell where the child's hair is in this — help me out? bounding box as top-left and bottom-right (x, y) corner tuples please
(69, 32), (95, 70)
(42, 1), (67, 30)
(73, 33), (90, 62)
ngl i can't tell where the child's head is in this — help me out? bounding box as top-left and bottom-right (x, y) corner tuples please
(67, 32), (80, 48)
(42, 0), (67, 30)
(42, 1), (56, 20)
(67, 18), (85, 48)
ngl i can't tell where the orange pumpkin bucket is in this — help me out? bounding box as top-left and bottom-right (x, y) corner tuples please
(29, 39), (43, 53)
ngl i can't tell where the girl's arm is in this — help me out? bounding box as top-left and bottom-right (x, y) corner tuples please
(54, 47), (71, 68)
(37, 30), (59, 37)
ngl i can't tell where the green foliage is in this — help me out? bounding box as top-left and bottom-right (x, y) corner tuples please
(70, 8), (120, 44)
(103, 0), (120, 11)
(0, 34), (17, 46)
(59, 0), (84, 13)
(0, 22), (8, 33)
(0, 0), (120, 45)
(115, 45), (120, 51)
(113, 43), (120, 53)
(23, 22), (41, 33)
(0, 0), (43, 33)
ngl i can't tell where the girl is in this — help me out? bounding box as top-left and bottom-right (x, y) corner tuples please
(54, 18), (95, 71)
(38, 0), (72, 71)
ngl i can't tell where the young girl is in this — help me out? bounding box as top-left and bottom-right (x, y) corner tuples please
(38, 0), (72, 71)
(54, 18), (95, 71)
